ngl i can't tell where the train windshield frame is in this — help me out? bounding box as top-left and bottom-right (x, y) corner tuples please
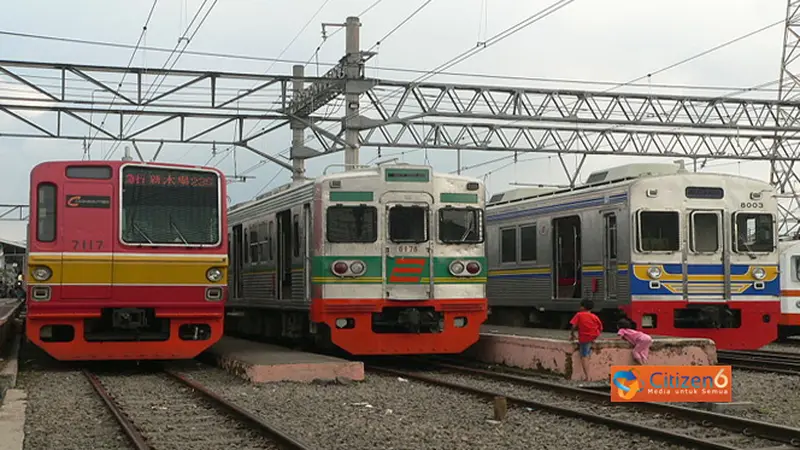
(636, 210), (681, 252)
(120, 165), (221, 246)
(733, 212), (775, 253)
(438, 207), (484, 244)
(326, 205), (378, 243)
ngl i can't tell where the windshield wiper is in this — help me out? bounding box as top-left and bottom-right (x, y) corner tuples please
(169, 215), (190, 245)
(132, 224), (153, 244)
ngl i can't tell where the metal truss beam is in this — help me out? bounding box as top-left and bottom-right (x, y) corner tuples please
(772, 0), (800, 238)
(0, 204), (28, 221)
(0, 60), (341, 168)
(7, 59), (800, 232)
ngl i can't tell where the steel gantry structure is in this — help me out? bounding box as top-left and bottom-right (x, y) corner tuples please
(3, 14), (800, 234)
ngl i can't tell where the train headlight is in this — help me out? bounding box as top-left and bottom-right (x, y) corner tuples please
(752, 267), (767, 280)
(647, 267), (662, 279)
(206, 268), (223, 282)
(449, 261), (465, 275)
(31, 266), (52, 282)
(795, 300), (800, 309)
(349, 261), (366, 275)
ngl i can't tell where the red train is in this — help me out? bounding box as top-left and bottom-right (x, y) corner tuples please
(25, 160), (228, 360)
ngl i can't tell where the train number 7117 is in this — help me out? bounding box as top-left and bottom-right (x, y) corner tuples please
(71, 240), (104, 250)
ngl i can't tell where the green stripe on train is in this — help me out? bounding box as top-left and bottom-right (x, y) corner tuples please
(310, 255), (487, 284)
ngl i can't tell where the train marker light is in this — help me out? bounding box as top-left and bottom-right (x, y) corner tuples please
(466, 261), (481, 275)
(332, 261), (349, 276)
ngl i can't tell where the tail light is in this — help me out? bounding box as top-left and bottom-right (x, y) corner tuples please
(331, 260), (367, 277)
(450, 260), (482, 277)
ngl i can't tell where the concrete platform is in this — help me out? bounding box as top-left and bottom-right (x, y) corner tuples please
(464, 325), (717, 382)
(203, 337), (364, 384)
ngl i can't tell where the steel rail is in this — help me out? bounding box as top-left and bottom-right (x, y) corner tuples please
(85, 369), (315, 450)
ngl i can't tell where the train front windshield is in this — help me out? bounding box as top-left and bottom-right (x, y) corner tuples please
(121, 166), (221, 245)
(439, 208), (483, 244)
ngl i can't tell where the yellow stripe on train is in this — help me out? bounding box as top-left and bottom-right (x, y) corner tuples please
(632, 264), (778, 283)
(26, 253), (228, 285)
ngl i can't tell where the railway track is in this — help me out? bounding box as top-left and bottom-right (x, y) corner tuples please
(718, 350), (800, 375)
(83, 368), (313, 450)
(368, 358), (800, 450)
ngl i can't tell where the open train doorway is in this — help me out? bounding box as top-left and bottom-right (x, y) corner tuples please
(552, 215), (582, 299)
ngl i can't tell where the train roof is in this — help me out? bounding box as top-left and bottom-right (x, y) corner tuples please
(487, 162), (770, 208)
(228, 163), (482, 214)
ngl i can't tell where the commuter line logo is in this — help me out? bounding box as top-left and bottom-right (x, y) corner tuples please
(610, 365), (732, 403)
(389, 258), (427, 283)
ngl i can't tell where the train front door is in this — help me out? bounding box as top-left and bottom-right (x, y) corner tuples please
(61, 182), (114, 299)
(382, 192), (434, 301)
(686, 210), (725, 302)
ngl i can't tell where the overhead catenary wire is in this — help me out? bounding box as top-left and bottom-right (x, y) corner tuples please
(243, 0), (579, 192)
(102, 0), (219, 160)
(86, 0), (160, 150)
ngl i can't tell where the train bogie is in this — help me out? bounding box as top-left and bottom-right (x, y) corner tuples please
(486, 162), (780, 350)
(225, 164), (488, 355)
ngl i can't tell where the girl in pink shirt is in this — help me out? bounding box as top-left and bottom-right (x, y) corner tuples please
(617, 318), (652, 364)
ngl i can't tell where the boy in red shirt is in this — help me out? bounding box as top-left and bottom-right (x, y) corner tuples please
(569, 299), (604, 381)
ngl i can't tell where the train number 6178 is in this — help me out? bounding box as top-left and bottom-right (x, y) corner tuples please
(740, 202), (764, 209)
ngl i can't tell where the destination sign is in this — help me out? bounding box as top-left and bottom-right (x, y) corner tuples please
(123, 167), (217, 188)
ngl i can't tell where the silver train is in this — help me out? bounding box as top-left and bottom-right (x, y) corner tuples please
(224, 163), (489, 355)
(484, 162), (780, 350)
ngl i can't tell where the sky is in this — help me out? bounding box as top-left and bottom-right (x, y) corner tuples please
(0, 0), (791, 242)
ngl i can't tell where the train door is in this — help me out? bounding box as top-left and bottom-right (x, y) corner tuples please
(603, 213), (618, 300)
(552, 215), (582, 300)
(231, 224), (243, 299)
(61, 182), (114, 299)
(382, 192), (433, 301)
(687, 210), (724, 301)
(276, 210), (292, 300)
(302, 204), (311, 301)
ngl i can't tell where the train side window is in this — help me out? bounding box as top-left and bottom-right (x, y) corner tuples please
(249, 227), (259, 262)
(637, 211), (679, 252)
(520, 225), (537, 262)
(257, 222), (268, 262)
(36, 183), (57, 242)
(793, 256), (800, 282)
(501, 228), (517, 263)
(733, 213), (774, 253)
(293, 214), (300, 257)
(268, 221), (274, 260)
(326, 206), (378, 243)
(243, 230), (250, 264)
(690, 212), (719, 253)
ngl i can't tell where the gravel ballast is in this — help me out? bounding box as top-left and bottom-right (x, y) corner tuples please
(176, 361), (693, 450)
(97, 372), (279, 450)
(426, 370), (781, 449)
(17, 345), (131, 450)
